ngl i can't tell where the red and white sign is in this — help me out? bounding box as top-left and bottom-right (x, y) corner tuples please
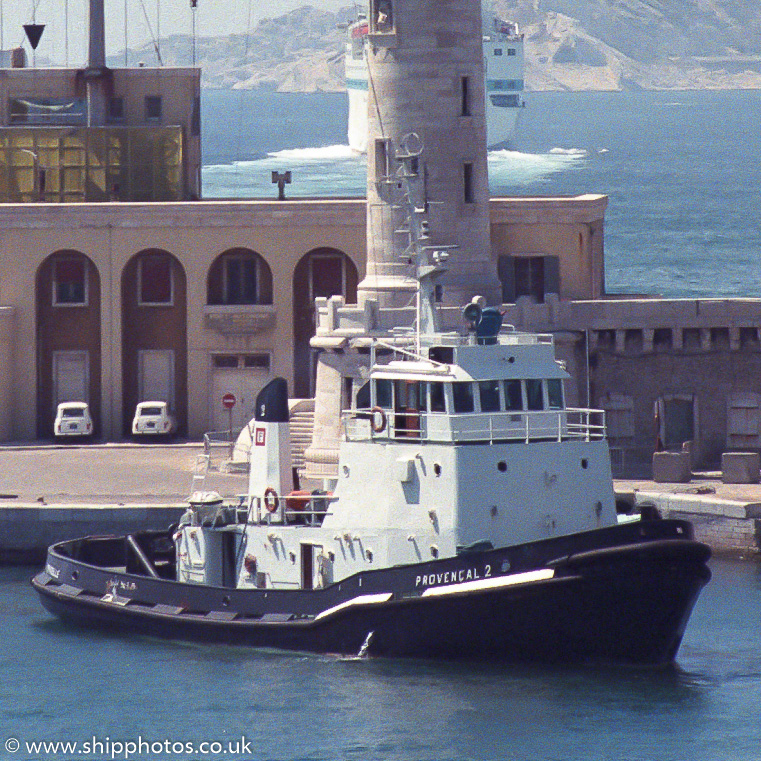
(255, 427), (266, 447)
(222, 393), (236, 410)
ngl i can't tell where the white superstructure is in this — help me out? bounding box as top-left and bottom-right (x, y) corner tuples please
(345, 14), (525, 153)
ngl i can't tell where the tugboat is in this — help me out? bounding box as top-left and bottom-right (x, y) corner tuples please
(32, 142), (710, 665)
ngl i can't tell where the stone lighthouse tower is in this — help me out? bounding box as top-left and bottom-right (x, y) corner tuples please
(304, 0), (500, 481)
(357, 0), (500, 310)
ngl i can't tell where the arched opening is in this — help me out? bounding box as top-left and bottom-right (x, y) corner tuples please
(293, 248), (358, 398)
(207, 248), (273, 305)
(121, 249), (187, 436)
(35, 251), (101, 437)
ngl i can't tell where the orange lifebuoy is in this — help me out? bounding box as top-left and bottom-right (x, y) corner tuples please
(370, 406), (387, 433)
(263, 487), (279, 513)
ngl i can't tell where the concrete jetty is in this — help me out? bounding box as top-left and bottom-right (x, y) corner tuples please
(0, 443), (248, 564)
(615, 474), (761, 556)
(0, 443), (759, 563)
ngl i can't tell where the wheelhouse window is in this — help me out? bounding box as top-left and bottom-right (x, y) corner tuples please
(375, 379), (392, 408)
(547, 379), (564, 410)
(430, 382), (446, 412)
(452, 382), (474, 413)
(53, 257), (87, 305)
(504, 379), (523, 411)
(479, 380), (500, 412)
(526, 380), (544, 411)
(139, 253), (172, 305)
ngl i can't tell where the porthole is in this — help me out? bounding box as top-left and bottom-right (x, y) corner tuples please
(497, 461), (507, 472)
(433, 463), (442, 477)
(71, 569), (79, 581)
(221, 595), (230, 607)
(581, 459), (589, 469)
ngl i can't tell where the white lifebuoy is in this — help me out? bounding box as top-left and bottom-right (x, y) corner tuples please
(263, 487), (279, 513)
(370, 406), (387, 433)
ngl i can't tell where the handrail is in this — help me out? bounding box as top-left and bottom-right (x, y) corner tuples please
(343, 407), (606, 444)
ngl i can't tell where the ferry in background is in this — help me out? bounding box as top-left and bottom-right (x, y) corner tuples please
(345, 13), (525, 153)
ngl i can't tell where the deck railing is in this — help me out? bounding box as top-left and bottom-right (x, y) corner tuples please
(343, 407), (606, 444)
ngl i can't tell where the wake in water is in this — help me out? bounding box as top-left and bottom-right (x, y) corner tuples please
(488, 147), (588, 189)
(201, 145), (589, 198)
(203, 144), (366, 199)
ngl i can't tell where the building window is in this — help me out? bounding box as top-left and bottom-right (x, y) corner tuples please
(507, 48), (516, 56)
(108, 97), (124, 122)
(244, 354), (270, 370)
(463, 162), (474, 204)
(223, 254), (258, 304)
(494, 48), (503, 56)
(191, 95), (201, 136)
(728, 392), (761, 449)
(139, 253), (173, 305)
(213, 353), (270, 371)
(145, 95), (162, 122)
(53, 257), (87, 305)
(208, 250), (272, 306)
(490, 94), (521, 108)
(515, 257), (545, 302)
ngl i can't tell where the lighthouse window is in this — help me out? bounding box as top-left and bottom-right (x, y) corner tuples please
(463, 163), (474, 204)
(479, 380), (500, 412)
(375, 379), (392, 408)
(372, 0), (394, 32)
(526, 380), (544, 411)
(503, 379), (523, 411)
(461, 76), (470, 117)
(547, 379), (564, 410)
(429, 382), (446, 413)
(452, 382), (475, 413)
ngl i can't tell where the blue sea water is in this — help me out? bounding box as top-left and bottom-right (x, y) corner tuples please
(201, 89), (761, 300)
(1, 558), (761, 761)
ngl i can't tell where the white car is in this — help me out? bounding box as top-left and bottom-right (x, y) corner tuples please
(132, 401), (177, 437)
(54, 401), (94, 439)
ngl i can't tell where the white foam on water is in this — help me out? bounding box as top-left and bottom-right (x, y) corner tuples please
(487, 147), (588, 187)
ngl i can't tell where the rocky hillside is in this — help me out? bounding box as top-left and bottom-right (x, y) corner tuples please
(121, 2), (761, 91)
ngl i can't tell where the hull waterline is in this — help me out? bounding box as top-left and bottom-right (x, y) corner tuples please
(33, 520), (710, 665)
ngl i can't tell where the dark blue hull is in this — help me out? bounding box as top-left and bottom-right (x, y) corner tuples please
(32, 519), (711, 665)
